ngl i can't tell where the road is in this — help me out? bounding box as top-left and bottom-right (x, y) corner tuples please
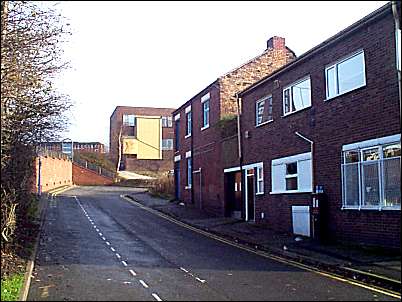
(28, 186), (398, 301)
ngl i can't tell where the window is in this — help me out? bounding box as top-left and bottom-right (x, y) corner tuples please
(162, 116), (173, 127)
(186, 111), (192, 137)
(283, 77), (311, 115)
(342, 136), (401, 210)
(256, 95), (273, 126)
(326, 50), (366, 99)
(162, 139), (173, 150)
(285, 162), (298, 190)
(123, 114), (135, 126)
(271, 152), (312, 194)
(187, 158), (192, 187)
(174, 119), (180, 151)
(201, 93), (210, 129)
(256, 166), (264, 194)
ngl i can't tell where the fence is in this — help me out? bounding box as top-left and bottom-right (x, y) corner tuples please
(73, 157), (116, 179)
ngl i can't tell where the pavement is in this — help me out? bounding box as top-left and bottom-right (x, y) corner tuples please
(127, 191), (401, 293)
(117, 170), (155, 180)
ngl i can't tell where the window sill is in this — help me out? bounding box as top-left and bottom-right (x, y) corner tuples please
(185, 186), (192, 190)
(185, 134), (192, 139)
(270, 190), (312, 195)
(201, 125), (209, 131)
(324, 83), (366, 102)
(256, 192), (264, 196)
(281, 105), (312, 118)
(255, 120), (273, 128)
(341, 206), (401, 211)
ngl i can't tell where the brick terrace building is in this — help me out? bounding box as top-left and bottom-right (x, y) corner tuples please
(173, 36), (296, 215)
(110, 106), (175, 173)
(233, 3), (400, 248)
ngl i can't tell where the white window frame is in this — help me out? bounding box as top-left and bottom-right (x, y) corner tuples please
(123, 114), (135, 126)
(161, 139), (173, 150)
(282, 76), (311, 116)
(162, 116), (173, 128)
(256, 166), (264, 195)
(271, 152), (312, 194)
(325, 49), (366, 101)
(201, 93), (210, 130)
(185, 111), (192, 138)
(285, 162), (298, 191)
(341, 134), (401, 211)
(255, 95), (273, 127)
(186, 157), (192, 189)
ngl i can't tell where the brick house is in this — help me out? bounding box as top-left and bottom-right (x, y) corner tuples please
(232, 3), (400, 248)
(173, 37), (296, 215)
(110, 106), (175, 173)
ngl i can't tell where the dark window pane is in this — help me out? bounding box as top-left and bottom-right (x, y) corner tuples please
(286, 177), (298, 190)
(286, 162), (297, 175)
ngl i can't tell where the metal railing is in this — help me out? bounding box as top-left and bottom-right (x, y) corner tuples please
(73, 157), (116, 179)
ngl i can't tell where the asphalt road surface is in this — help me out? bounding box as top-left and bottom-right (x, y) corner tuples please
(27, 186), (398, 301)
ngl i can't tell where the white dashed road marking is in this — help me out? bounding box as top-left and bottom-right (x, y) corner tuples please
(139, 280), (149, 288)
(152, 293), (163, 301)
(74, 195), (166, 302)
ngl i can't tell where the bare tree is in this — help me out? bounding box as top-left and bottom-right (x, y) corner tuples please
(1, 0), (71, 268)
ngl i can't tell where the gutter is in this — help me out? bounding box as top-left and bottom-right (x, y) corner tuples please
(235, 93), (245, 220)
(391, 1), (401, 125)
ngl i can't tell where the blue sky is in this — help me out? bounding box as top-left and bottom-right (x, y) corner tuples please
(50, 1), (388, 148)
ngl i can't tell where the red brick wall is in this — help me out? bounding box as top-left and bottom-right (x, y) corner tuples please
(109, 106), (174, 166)
(33, 156), (73, 193)
(125, 151), (173, 173)
(240, 9), (400, 247)
(173, 37), (296, 216)
(72, 163), (114, 186)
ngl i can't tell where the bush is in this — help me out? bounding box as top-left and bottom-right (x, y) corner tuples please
(149, 173), (175, 200)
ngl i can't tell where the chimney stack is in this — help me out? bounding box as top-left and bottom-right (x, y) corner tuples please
(267, 36), (285, 50)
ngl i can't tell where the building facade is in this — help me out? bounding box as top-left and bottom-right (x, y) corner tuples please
(173, 36), (296, 215)
(109, 106), (175, 173)
(232, 3), (400, 248)
(41, 141), (106, 154)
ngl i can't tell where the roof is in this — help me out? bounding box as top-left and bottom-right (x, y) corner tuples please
(237, 2), (392, 97)
(172, 79), (219, 115)
(110, 106), (176, 119)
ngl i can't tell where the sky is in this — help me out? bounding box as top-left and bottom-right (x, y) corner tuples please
(49, 1), (388, 148)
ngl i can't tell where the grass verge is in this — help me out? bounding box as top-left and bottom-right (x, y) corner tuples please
(1, 273), (24, 301)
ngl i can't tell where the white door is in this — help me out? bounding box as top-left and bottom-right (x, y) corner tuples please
(292, 206), (310, 237)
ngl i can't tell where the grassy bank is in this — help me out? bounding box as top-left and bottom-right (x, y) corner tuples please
(1, 273), (24, 301)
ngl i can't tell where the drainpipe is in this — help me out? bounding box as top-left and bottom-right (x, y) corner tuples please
(295, 132), (314, 192)
(190, 102), (194, 205)
(295, 131), (315, 238)
(391, 1), (401, 124)
(235, 93), (245, 220)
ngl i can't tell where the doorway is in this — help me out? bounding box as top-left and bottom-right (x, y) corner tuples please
(245, 168), (255, 221)
(174, 162), (180, 200)
(224, 171), (242, 218)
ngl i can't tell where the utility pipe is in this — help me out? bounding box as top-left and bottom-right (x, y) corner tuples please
(391, 1), (401, 125)
(235, 93), (245, 220)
